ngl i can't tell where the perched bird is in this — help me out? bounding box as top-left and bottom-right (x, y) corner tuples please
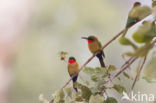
(68, 56), (79, 92)
(82, 36), (105, 67)
(123, 2), (151, 36)
(123, 2), (141, 36)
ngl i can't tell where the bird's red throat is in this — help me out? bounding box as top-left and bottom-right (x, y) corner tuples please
(68, 60), (76, 64)
(88, 40), (93, 43)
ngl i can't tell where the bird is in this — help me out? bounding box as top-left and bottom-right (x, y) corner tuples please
(82, 36), (105, 67)
(68, 56), (79, 92)
(123, 2), (141, 36)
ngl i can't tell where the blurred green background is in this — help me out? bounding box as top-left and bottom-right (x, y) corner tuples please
(11, 0), (156, 103)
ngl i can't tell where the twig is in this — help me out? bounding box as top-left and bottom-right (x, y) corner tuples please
(105, 57), (138, 84)
(131, 57), (146, 90)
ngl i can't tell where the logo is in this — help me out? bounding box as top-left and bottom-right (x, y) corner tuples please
(121, 91), (155, 102)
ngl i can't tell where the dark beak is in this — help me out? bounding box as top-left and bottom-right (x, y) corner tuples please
(81, 37), (88, 40)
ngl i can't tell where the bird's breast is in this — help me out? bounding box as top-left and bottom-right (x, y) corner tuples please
(88, 42), (100, 54)
(68, 63), (79, 76)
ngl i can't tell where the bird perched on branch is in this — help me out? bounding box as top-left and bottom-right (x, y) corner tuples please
(123, 2), (141, 36)
(68, 56), (79, 92)
(82, 36), (105, 67)
(123, 2), (151, 36)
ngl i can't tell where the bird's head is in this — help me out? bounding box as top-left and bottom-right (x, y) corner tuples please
(133, 2), (141, 7)
(68, 56), (76, 64)
(82, 36), (98, 43)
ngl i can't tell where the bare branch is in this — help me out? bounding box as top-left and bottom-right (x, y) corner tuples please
(105, 57), (138, 84)
(131, 57), (146, 90)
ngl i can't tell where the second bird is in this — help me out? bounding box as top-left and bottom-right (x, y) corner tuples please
(68, 56), (79, 92)
(82, 36), (105, 67)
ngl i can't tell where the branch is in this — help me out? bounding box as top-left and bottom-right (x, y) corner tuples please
(105, 57), (138, 84)
(131, 56), (146, 90)
(49, 16), (150, 103)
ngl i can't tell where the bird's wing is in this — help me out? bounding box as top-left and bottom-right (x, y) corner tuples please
(98, 41), (105, 58)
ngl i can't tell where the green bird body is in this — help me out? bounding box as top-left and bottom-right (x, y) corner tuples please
(82, 36), (105, 67)
(68, 57), (79, 92)
(123, 2), (151, 36)
(123, 2), (141, 36)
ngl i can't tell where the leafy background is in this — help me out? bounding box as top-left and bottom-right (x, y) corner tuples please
(11, 0), (156, 103)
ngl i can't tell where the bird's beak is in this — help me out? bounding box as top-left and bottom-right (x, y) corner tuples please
(81, 37), (88, 40)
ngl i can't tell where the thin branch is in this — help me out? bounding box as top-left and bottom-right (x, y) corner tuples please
(49, 15), (151, 103)
(131, 57), (146, 90)
(105, 57), (138, 84)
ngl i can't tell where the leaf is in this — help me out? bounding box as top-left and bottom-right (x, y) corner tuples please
(89, 94), (104, 103)
(118, 37), (137, 49)
(123, 72), (133, 80)
(152, 0), (156, 7)
(90, 87), (99, 95)
(105, 97), (118, 103)
(124, 43), (153, 57)
(133, 21), (155, 43)
(113, 84), (126, 94)
(58, 51), (68, 60)
(75, 96), (84, 102)
(54, 90), (65, 103)
(108, 65), (116, 72)
(39, 94), (49, 103)
(83, 67), (95, 75)
(91, 75), (98, 82)
(83, 67), (108, 82)
(65, 87), (72, 98)
(77, 83), (92, 101)
(143, 54), (156, 83)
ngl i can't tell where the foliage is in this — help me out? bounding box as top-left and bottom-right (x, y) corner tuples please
(40, 1), (156, 103)
(143, 53), (156, 83)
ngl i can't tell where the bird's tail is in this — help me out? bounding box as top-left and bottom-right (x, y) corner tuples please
(72, 76), (78, 92)
(96, 53), (105, 67)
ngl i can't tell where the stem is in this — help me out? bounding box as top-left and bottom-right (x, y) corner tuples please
(131, 57), (146, 90)
(105, 57), (138, 84)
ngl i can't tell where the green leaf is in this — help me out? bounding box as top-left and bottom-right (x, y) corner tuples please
(119, 37), (132, 45)
(108, 65), (116, 72)
(77, 83), (92, 101)
(152, 0), (156, 7)
(91, 75), (98, 82)
(119, 37), (137, 49)
(90, 87), (99, 95)
(65, 87), (72, 98)
(133, 21), (155, 43)
(83, 67), (108, 82)
(113, 84), (126, 94)
(75, 96), (84, 102)
(124, 43), (153, 57)
(83, 67), (95, 75)
(54, 90), (65, 103)
(143, 54), (156, 83)
(89, 94), (104, 103)
(105, 97), (118, 103)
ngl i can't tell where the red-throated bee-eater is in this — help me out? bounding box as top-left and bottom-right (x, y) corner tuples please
(82, 36), (105, 67)
(68, 56), (79, 92)
(123, 2), (141, 36)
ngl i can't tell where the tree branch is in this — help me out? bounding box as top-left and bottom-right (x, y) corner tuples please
(105, 57), (138, 84)
(131, 56), (146, 90)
